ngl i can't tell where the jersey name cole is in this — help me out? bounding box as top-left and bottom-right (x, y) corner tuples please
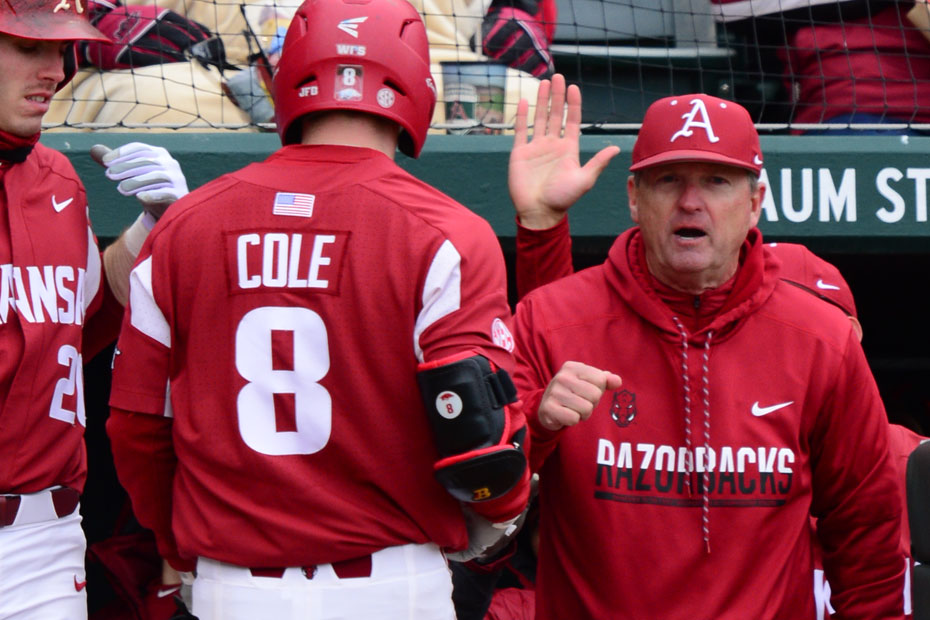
(594, 438), (796, 503)
(229, 230), (349, 293)
(0, 263), (89, 325)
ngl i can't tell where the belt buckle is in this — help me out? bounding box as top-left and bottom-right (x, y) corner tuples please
(249, 555), (371, 580)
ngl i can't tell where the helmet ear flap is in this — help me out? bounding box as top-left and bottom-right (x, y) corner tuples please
(398, 16), (429, 56)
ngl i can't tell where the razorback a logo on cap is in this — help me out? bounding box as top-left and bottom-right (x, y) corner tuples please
(630, 92), (763, 174)
(670, 98), (720, 144)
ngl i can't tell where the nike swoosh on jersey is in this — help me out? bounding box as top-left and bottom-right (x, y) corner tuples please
(815, 279), (840, 290)
(157, 586), (181, 598)
(751, 401), (794, 417)
(52, 195), (74, 213)
(74, 576), (87, 591)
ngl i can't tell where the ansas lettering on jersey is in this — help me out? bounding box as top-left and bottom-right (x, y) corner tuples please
(0, 264), (89, 325)
(594, 439), (795, 500)
(233, 232), (348, 291)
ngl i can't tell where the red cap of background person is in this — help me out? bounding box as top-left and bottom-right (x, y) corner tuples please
(630, 94), (763, 175)
(767, 242), (858, 318)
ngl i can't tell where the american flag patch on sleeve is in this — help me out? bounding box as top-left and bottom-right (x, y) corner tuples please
(273, 192), (315, 218)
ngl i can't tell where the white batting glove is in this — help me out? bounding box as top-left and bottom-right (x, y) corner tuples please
(446, 508), (523, 563)
(446, 473), (539, 563)
(91, 142), (190, 224)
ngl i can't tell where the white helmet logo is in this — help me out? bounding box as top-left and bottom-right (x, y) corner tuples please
(670, 98), (720, 144)
(377, 88), (395, 109)
(338, 16), (367, 38)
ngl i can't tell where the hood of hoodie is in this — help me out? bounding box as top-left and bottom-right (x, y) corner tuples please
(602, 226), (780, 345)
(0, 128), (39, 165)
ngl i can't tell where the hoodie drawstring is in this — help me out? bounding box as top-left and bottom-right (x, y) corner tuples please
(700, 332), (713, 553)
(672, 318), (693, 499)
(672, 317), (714, 554)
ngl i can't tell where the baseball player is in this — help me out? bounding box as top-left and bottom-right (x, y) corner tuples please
(106, 0), (532, 618)
(764, 242), (923, 619)
(0, 1), (190, 618)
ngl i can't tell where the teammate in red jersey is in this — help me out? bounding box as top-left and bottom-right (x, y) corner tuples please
(0, 1), (189, 617)
(764, 242), (923, 618)
(507, 75), (906, 619)
(106, 0), (531, 618)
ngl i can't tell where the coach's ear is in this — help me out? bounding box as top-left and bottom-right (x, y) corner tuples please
(748, 178), (764, 228)
(628, 175), (640, 223)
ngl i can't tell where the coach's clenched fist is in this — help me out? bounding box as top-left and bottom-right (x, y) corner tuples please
(537, 361), (622, 431)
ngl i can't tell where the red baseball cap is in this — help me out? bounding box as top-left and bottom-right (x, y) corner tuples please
(630, 94), (763, 175)
(767, 242), (858, 318)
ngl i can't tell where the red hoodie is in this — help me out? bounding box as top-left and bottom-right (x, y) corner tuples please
(513, 226), (905, 619)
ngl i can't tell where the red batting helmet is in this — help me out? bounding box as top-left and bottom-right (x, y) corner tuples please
(272, 0), (437, 158)
(0, 0), (109, 89)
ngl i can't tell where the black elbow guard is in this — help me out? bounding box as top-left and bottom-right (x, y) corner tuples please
(418, 353), (527, 503)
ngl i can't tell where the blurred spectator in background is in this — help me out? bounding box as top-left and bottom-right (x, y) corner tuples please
(712, 0), (930, 134)
(46, 0), (252, 130)
(408, 0), (548, 133)
(46, 0), (550, 133)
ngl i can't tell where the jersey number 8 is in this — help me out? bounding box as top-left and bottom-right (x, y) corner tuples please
(235, 306), (332, 456)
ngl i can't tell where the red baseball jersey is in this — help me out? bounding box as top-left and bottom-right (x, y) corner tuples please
(109, 144), (518, 567)
(0, 143), (114, 494)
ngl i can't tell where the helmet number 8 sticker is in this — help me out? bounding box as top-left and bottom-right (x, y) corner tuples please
(336, 65), (363, 101)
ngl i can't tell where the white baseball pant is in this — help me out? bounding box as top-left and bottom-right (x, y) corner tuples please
(0, 488), (86, 620)
(192, 542), (455, 619)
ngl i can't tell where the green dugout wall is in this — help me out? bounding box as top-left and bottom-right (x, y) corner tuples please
(44, 132), (930, 434)
(44, 132), (930, 251)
